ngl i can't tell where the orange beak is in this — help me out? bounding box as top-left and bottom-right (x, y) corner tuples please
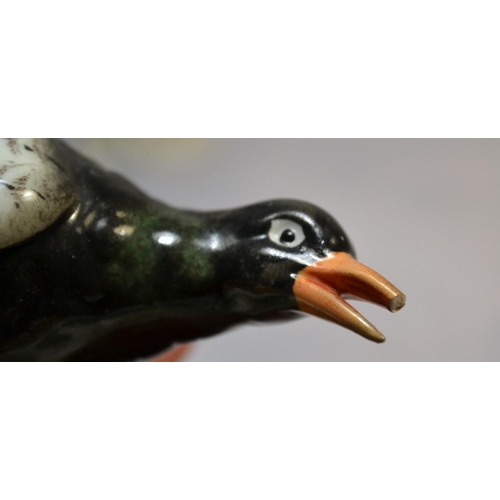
(293, 252), (405, 343)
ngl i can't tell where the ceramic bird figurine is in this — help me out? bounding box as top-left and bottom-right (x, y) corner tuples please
(0, 139), (405, 361)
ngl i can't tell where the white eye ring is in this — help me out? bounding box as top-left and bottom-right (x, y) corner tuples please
(268, 219), (306, 248)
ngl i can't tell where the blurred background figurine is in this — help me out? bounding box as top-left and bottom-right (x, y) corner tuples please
(0, 139), (405, 361)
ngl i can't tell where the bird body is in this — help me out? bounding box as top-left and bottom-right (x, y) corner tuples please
(0, 139), (405, 361)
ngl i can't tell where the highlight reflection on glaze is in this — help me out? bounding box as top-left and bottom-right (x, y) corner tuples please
(154, 231), (180, 246)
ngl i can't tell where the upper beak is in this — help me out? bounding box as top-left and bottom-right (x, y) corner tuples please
(292, 252), (405, 343)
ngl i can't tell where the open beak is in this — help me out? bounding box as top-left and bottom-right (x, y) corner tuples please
(293, 252), (405, 343)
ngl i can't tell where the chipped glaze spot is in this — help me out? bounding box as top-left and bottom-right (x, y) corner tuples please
(113, 225), (135, 237)
(0, 139), (76, 249)
(83, 212), (96, 227)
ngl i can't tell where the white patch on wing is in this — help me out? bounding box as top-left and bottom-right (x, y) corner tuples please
(0, 139), (76, 249)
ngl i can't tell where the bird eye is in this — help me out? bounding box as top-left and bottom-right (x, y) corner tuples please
(268, 219), (306, 248)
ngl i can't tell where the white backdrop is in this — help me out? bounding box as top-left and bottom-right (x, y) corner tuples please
(66, 139), (500, 361)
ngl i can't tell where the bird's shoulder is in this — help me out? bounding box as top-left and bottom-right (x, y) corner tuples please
(0, 138), (77, 249)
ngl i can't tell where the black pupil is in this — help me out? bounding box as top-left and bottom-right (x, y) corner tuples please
(280, 229), (295, 244)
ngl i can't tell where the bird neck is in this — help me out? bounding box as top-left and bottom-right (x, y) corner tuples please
(97, 202), (226, 306)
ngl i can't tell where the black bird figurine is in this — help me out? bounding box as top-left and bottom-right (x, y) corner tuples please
(0, 139), (405, 361)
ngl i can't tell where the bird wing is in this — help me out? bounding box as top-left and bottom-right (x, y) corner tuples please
(0, 138), (77, 249)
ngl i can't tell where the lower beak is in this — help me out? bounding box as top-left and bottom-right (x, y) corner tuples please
(292, 252), (405, 343)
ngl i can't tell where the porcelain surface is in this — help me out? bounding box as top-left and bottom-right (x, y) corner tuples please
(0, 139), (405, 361)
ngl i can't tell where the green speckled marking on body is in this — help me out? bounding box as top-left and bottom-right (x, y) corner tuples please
(178, 243), (215, 284)
(169, 212), (217, 291)
(106, 210), (163, 294)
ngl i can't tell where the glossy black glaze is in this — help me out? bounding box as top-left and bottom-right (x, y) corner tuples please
(0, 140), (355, 361)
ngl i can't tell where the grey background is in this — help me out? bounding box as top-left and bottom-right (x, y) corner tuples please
(66, 139), (500, 361)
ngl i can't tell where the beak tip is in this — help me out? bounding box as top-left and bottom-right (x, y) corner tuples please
(388, 294), (406, 313)
(371, 331), (386, 344)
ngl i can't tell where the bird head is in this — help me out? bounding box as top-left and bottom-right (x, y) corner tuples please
(212, 199), (405, 343)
